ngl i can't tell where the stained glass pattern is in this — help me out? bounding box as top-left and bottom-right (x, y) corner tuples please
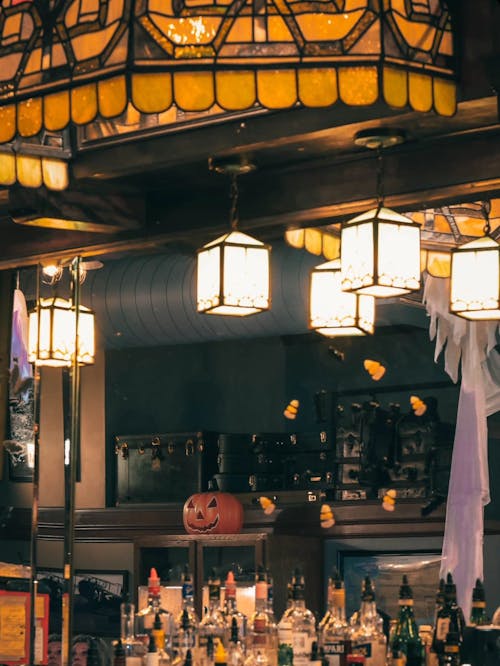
(0, 0), (456, 143)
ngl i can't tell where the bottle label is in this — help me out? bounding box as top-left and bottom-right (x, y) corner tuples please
(398, 599), (413, 606)
(352, 643), (371, 659)
(183, 583), (194, 599)
(291, 631), (313, 666)
(278, 621), (292, 646)
(472, 601), (486, 608)
(323, 640), (351, 666)
(435, 618), (450, 642)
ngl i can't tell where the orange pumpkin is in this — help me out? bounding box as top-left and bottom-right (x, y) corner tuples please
(183, 491), (244, 535)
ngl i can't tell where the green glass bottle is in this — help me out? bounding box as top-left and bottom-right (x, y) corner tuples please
(389, 575), (424, 666)
(440, 631), (461, 666)
(431, 573), (465, 662)
(469, 579), (489, 626)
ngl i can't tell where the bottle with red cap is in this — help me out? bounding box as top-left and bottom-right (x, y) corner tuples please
(136, 567), (174, 656)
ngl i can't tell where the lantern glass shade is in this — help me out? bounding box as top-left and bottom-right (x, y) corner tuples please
(197, 230), (271, 316)
(450, 236), (500, 320)
(28, 297), (95, 366)
(310, 259), (375, 336)
(340, 207), (421, 298)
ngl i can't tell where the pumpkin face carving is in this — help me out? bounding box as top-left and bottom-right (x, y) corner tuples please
(183, 491), (244, 535)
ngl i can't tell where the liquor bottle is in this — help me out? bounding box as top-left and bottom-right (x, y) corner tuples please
(147, 634), (160, 666)
(277, 573), (294, 651)
(431, 573), (465, 662)
(248, 567), (278, 666)
(120, 592), (135, 654)
(113, 639), (126, 666)
(439, 631), (461, 666)
(287, 568), (317, 666)
(309, 641), (323, 666)
(224, 570), (248, 644)
(175, 609), (198, 656)
(319, 569), (351, 666)
(136, 567), (174, 653)
(199, 569), (228, 650)
(469, 579), (489, 626)
(216, 639), (229, 666)
(349, 576), (387, 666)
(389, 575), (423, 666)
(428, 579), (445, 666)
(229, 616), (247, 666)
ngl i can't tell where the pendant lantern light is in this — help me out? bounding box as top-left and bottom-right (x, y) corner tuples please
(340, 131), (421, 298)
(450, 201), (500, 320)
(310, 259), (375, 337)
(197, 164), (271, 317)
(28, 296), (95, 367)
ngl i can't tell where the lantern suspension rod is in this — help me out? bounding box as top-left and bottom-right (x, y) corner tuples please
(376, 147), (384, 208)
(482, 200), (491, 236)
(229, 173), (239, 231)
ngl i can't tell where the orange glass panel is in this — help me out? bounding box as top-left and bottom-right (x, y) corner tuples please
(257, 70), (297, 109)
(297, 9), (367, 41)
(383, 66), (407, 108)
(173, 72), (214, 111)
(268, 16), (295, 42)
(285, 229), (305, 250)
(408, 72), (432, 113)
(98, 76), (128, 118)
(305, 228), (323, 256)
(131, 73), (173, 113)
(17, 155), (43, 188)
(71, 84), (98, 124)
(338, 67), (378, 106)
(44, 91), (70, 131)
(0, 153), (16, 186)
(18, 97), (42, 137)
(216, 71), (256, 110)
(0, 106), (16, 143)
(298, 69), (338, 108)
(433, 78), (456, 117)
(42, 159), (69, 191)
(322, 233), (340, 261)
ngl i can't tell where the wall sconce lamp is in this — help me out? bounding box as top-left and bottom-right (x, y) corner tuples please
(309, 259), (375, 337)
(340, 130), (421, 298)
(197, 162), (271, 317)
(450, 201), (500, 320)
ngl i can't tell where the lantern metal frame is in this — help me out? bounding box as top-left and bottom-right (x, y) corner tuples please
(449, 202), (500, 320)
(309, 259), (375, 337)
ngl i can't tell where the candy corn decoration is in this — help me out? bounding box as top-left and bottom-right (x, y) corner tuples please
(259, 496), (276, 515)
(363, 359), (386, 381)
(382, 489), (397, 512)
(320, 503), (335, 528)
(284, 399), (299, 420)
(410, 395), (427, 416)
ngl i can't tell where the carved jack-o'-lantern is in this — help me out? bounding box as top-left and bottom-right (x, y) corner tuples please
(183, 491), (244, 535)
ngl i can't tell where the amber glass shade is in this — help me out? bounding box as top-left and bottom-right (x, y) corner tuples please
(310, 259), (375, 336)
(197, 231), (271, 316)
(340, 207), (421, 298)
(28, 297), (95, 366)
(450, 236), (500, 320)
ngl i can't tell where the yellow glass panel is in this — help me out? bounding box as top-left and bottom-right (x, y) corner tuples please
(420, 249), (428, 274)
(257, 70), (297, 109)
(226, 17), (252, 42)
(216, 71), (256, 111)
(71, 84), (98, 125)
(426, 251), (451, 278)
(174, 72), (214, 111)
(322, 233), (340, 261)
(0, 106), (16, 143)
(98, 76), (127, 118)
(44, 91), (70, 131)
(268, 16), (295, 42)
(131, 73), (173, 113)
(408, 72), (432, 113)
(305, 228), (323, 256)
(18, 98), (42, 137)
(393, 12), (434, 52)
(433, 78), (456, 117)
(0, 153), (16, 186)
(298, 69), (338, 108)
(297, 10), (366, 41)
(285, 229), (305, 249)
(42, 159), (69, 191)
(383, 66), (407, 109)
(17, 155), (43, 189)
(338, 67), (378, 106)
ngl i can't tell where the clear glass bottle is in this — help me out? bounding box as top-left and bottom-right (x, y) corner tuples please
(120, 592), (136, 656)
(199, 569), (228, 651)
(136, 567), (174, 655)
(248, 567), (278, 666)
(469, 578), (489, 626)
(286, 568), (317, 666)
(319, 569), (351, 666)
(277, 572), (295, 652)
(431, 573), (465, 663)
(174, 566), (200, 660)
(229, 616), (247, 666)
(224, 570), (248, 645)
(349, 576), (387, 666)
(389, 575), (423, 666)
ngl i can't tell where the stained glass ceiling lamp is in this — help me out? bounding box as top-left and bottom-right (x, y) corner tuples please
(450, 201), (500, 320)
(310, 259), (375, 337)
(340, 130), (421, 299)
(197, 163), (271, 317)
(0, 2), (456, 162)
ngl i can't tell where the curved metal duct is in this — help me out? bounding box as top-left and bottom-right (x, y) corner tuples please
(82, 243), (320, 349)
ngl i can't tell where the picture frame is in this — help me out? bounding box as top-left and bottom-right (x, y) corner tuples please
(38, 568), (129, 637)
(338, 550), (442, 625)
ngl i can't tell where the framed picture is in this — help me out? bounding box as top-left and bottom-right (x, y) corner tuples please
(38, 569), (129, 637)
(339, 550), (441, 625)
